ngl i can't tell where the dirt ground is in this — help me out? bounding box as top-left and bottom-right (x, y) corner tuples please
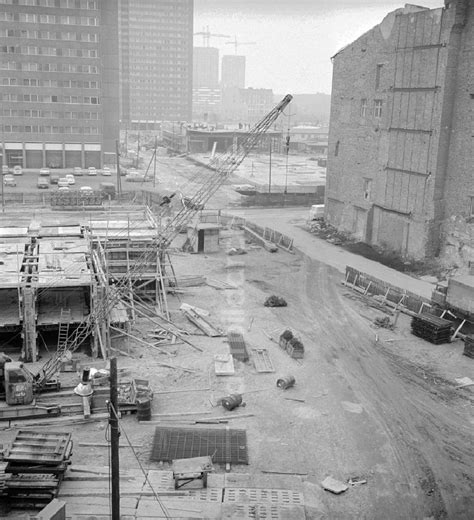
(1, 153), (473, 519)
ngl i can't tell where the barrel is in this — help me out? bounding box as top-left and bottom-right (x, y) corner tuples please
(276, 375), (296, 390)
(137, 398), (152, 421)
(221, 393), (243, 411)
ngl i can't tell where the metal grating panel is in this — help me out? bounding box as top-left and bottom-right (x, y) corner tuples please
(252, 348), (275, 372)
(151, 426), (248, 464)
(224, 488), (304, 505)
(221, 503), (306, 520)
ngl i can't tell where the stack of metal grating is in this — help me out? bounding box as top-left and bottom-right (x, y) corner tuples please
(463, 335), (474, 359)
(227, 330), (249, 362)
(411, 314), (453, 344)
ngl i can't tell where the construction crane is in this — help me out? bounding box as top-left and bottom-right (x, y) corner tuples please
(194, 25), (230, 47)
(225, 36), (256, 54)
(32, 94), (293, 392)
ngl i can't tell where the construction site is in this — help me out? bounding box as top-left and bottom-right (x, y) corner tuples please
(0, 96), (473, 520)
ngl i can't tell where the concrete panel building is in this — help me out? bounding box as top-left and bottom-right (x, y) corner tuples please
(326, 0), (473, 269)
(221, 54), (245, 89)
(119, 0), (193, 128)
(193, 46), (219, 88)
(0, 0), (119, 169)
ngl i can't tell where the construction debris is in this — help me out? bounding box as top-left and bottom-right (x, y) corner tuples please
(278, 330), (304, 359)
(264, 295), (288, 307)
(214, 353), (235, 375)
(227, 330), (249, 362)
(374, 316), (393, 329)
(321, 476), (349, 494)
(181, 303), (223, 337)
(252, 348), (275, 373)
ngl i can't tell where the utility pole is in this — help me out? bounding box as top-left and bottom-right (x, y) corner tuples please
(1, 171), (4, 213)
(115, 140), (122, 197)
(109, 357), (120, 520)
(153, 136), (158, 188)
(268, 136), (272, 194)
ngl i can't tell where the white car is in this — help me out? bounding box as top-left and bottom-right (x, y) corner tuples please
(12, 165), (23, 176)
(65, 174), (75, 185)
(58, 186), (69, 191)
(101, 167), (112, 176)
(58, 177), (69, 188)
(39, 168), (50, 176)
(88, 167), (97, 176)
(80, 186), (93, 192)
(73, 167), (83, 176)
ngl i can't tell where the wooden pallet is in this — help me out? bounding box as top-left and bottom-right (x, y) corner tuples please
(252, 349), (275, 373)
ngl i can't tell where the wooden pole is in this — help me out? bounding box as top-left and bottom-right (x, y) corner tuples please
(153, 136), (158, 188)
(109, 357), (120, 520)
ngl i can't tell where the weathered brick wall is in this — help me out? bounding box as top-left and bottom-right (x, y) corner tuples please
(440, 0), (474, 271)
(325, 3), (471, 262)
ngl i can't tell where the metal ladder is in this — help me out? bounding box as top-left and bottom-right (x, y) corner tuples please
(57, 309), (71, 351)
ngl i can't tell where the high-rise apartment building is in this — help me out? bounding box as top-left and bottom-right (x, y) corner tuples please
(119, 0), (193, 128)
(0, 0), (119, 169)
(221, 55), (245, 89)
(326, 0), (473, 269)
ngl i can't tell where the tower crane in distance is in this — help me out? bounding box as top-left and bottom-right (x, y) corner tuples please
(225, 36), (257, 54)
(194, 25), (230, 47)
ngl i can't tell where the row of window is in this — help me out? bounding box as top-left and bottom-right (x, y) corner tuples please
(1, 45), (97, 57)
(0, 0), (97, 9)
(2, 108), (99, 119)
(2, 124), (100, 134)
(0, 28), (98, 41)
(2, 77), (98, 88)
(0, 12), (98, 25)
(0, 61), (98, 73)
(2, 93), (99, 103)
(360, 99), (383, 118)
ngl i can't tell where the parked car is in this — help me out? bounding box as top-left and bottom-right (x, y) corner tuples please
(80, 185), (93, 192)
(58, 186), (69, 191)
(39, 168), (50, 176)
(65, 174), (75, 185)
(3, 174), (16, 187)
(101, 167), (112, 176)
(2, 165), (9, 174)
(88, 167), (97, 176)
(58, 177), (69, 188)
(50, 174), (60, 185)
(125, 172), (145, 182)
(12, 166), (23, 176)
(73, 167), (83, 176)
(37, 178), (49, 189)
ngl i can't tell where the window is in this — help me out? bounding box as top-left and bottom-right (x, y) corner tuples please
(360, 99), (367, 117)
(375, 64), (383, 90)
(363, 178), (372, 201)
(374, 100), (383, 118)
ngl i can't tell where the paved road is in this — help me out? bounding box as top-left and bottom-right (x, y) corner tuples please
(228, 206), (435, 300)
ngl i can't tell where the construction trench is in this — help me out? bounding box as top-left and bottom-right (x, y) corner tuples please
(0, 103), (473, 518)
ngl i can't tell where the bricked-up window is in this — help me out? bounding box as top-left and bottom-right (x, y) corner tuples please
(376, 64), (383, 89)
(360, 99), (367, 117)
(374, 100), (383, 118)
(363, 178), (372, 200)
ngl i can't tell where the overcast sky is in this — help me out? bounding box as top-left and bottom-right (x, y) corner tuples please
(194, 0), (444, 94)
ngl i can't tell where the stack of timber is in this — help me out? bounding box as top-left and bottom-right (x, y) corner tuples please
(411, 314), (453, 344)
(463, 335), (474, 359)
(3, 430), (72, 508)
(227, 330), (249, 362)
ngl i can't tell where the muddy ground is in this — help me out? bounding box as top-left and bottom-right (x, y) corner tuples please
(1, 153), (473, 519)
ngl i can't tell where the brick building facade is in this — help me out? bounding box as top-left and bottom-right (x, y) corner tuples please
(326, 1), (473, 270)
(0, 0), (119, 169)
